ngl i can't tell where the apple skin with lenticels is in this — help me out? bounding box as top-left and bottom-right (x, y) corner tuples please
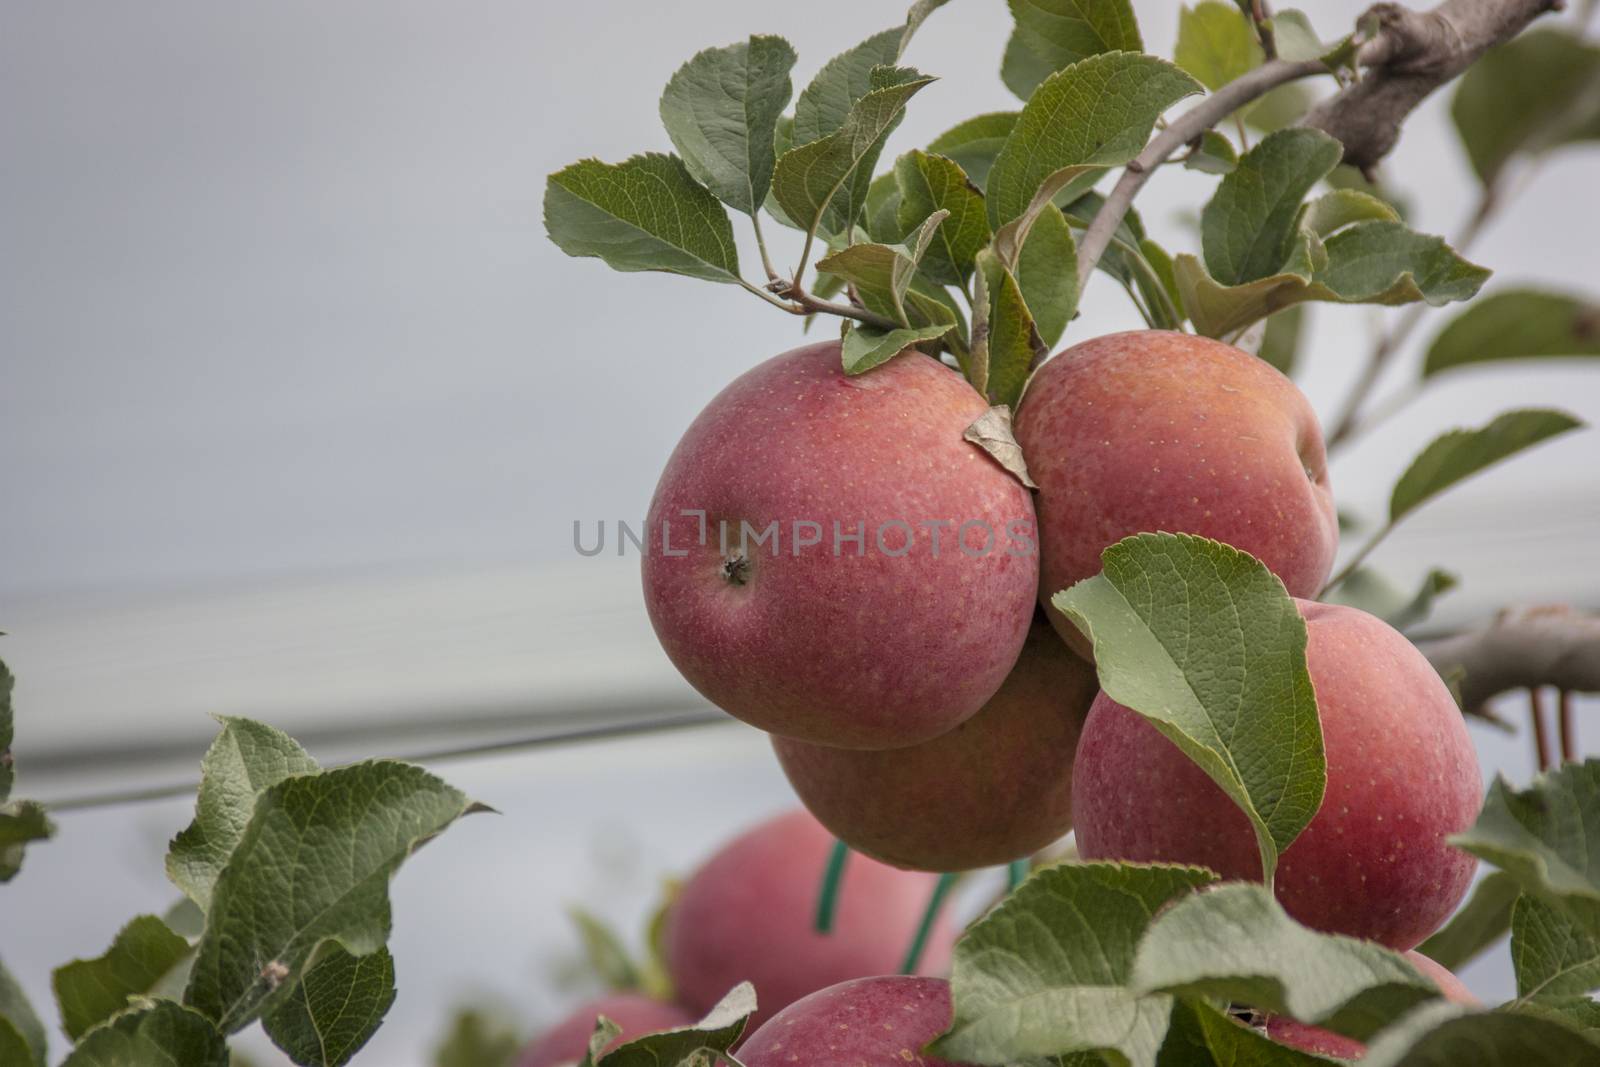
(1071, 599), (1482, 950)
(1266, 950), (1477, 1058)
(662, 810), (957, 1033)
(737, 976), (976, 1067)
(1015, 329), (1338, 657)
(772, 613), (1097, 871)
(642, 340), (1038, 751)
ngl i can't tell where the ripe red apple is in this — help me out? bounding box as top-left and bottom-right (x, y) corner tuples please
(516, 993), (694, 1067)
(1072, 600), (1482, 949)
(1266, 950), (1476, 1058)
(643, 340), (1038, 750)
(738, 976), (973, 1067)
(663, 809), (956, 1032)
(772, 613), (1098, 871)
(1015, 330), (1337, 656)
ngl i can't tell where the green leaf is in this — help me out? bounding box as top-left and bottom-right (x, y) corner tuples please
(1513, 894), (1600, 1001)
(894, 150), (989, 284)
(0, 957), (47, 1067)
(1133, 883), (1442, 1042)
(1302, 188), (1401, 237)
(1506, 997), (1600, 1046)
(0, 1020), (32, 1067)
(262, 945), (396, 1067)
(1245, 80), (1314, 133)
(1138, 238), (1186, 329)
(166, 716), (320, 913)
(1007, 0), (1143, 72)
(1452, 27), (1600, 186)
(788, 22), (940, 240)
(788, 0), (949, 143)
(792, 29), (904, 147)
(1329, 568), (1460, 634)
(1453, 762), (1600, 939)
(1257, 306), (1303, 375)
(62, 1000), (228, 1067)
(817, 209), (950, 324)
(1053, 533), (1324, 887)
(1272, 9), (1352, 68)
(545, 154), (741, 283)
(1000, 28), (1057, 101)
(593, 982), (753, 1067)
(1057, 193), (1179, 328)
(1424, 290), (1600, 378)
(1015, 203), (1077, 349)
(1176, 1), (1261, 91)
(1417, 872), (1523, 971)
(772, 67), (936, 244)
(1358, 1002), (1600, 1066)
(1183, 129), (1239, 175)
(0, 656), (13, 802)
(0, 657), (49, 883)
(930, 862), (1216, 1067)
(1314, 222), (1490, 306)
(1385, 568), (1459, 632)
(864, 171), (906, 243)
(1201, 128), (1342, 286)
(988, 53), (1201, 260)
(0, 800), (53, 884)
(431, 1009), (521, 1067)
(1177, 220), (1490, 339)
(840, 322), (953, 375)
(975, 249), (1040, 409)
(1159, 998), (1331, 1066)
(53, 917), (192, 1041)
(658, 36), (797, 217)
(927, 112), (1018, 192)
(183, 760), (485, 1031)
(1390, 409), (1584, 525)
(569, 907), (643, 992)
(902, 0), (953, 47)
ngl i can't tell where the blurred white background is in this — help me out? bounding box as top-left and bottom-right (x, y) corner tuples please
(1, 1), (1597, 1064)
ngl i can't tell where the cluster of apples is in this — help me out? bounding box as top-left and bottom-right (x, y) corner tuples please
(632, 330), (1485, 1062)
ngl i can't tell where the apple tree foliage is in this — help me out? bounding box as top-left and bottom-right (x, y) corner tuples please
(537, 0), (1600, 1061)
(0, 707), (487, 1066)
(6, 1), (1600, 1065)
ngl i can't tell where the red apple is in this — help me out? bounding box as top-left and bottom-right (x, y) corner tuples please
(1072, 600), (1482, 949)
(1015, 330), (1337, 656)
(517, 993), (694, 1067)
(663, 809), (956, 1032)
(643, 340), (1038, 749)
(772, 613), (1097, 871)
(738, 976), (972, 1067)
(1266, 950), (1477, 1058)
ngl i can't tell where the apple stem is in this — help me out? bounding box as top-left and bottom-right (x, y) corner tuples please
(1529, 687), (1554, 772)
(1006, 860), (1029, 893)
(813, 839), (851, 934)
(1559, 689), (1577, 764)
(900, 873), (957, 975)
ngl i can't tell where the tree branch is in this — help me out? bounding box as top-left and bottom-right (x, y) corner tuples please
(1302, 0), (1564, 173)
(741, 278), (902, 331)
(1075, 0), (1557, 326)
(1416, 605), (1600, 715)
(1076, 57), (1328, 292)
